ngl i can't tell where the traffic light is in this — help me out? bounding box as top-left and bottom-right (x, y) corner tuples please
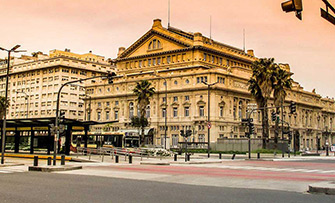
(107, 72), (116, 84)
(186, 130), (192, 137)
(281, 0), (303, 20)
(249, 122), (255, 134)
(271, 111), (277, 122)
(288, 131), (292, 144)
(289, 101), (296, 114)
(180, 130), (185, 137)
(59, 110), (65, 123)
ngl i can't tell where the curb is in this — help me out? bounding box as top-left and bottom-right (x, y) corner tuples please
(1, 153), (72, 161)
(140, 161), (170, 165)
(172, 160), (223, 164)
(28, 165), (82, 172)
(309, 181), (335, 195)
(0, 163), (25, 167)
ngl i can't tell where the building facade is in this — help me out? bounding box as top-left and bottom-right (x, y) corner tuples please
(85, 19), (335, 150)
(0, 49), (114, 120)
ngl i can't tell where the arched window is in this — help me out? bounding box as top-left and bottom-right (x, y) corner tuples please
(148, 39), (161, 50)
(146, 105), (150, 118)
(129, 102), (134, 119)
(238, 101), (243, 119)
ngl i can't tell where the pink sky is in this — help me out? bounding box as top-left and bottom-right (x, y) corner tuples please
(1, 0), (334, 97)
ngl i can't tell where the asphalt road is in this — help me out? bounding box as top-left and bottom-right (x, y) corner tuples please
(0, 172), (334, 203)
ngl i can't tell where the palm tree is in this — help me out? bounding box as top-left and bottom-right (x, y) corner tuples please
(273, 67), (293, 150)
(0, 96), (9, 119)
(248, 58), (277, 149)
(132, 80), (155, 145)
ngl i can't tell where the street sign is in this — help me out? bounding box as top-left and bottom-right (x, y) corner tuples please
(331, 145), (335, 152)
(207, 122), (211, 129)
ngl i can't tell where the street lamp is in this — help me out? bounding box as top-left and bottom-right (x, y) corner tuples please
(202, 81), (218, 158)
(0, 45), (26, 164)
(53, 74), (113, 165)
(16, 90), (29, 118)
(153, 73), (168, 149)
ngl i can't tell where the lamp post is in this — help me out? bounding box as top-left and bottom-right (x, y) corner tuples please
(0, 45), (25, 164)
(16, 91), (29, 118)
(153, 73), (168, 149)
(53, 74), (112, 165)
(202, 81), (218, 158)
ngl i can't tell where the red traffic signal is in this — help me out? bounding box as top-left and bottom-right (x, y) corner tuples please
(281, 0), (303, 20)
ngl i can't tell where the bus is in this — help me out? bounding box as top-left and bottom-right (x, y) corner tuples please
(71, 131), (139, 148)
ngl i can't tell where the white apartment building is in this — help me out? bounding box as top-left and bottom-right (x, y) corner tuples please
(0, 49), (114, 120)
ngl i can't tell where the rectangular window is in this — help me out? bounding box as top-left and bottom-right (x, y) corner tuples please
(167, 56), (171, 64)
(173, 96), (178, 102)
(162, 97), (166, 103)
(115, 111), (119, 120)
(203, 53), (207, 61)
(173, 108), (178, 117)
(199, 106), (204, 117)
(185, 95), (189, 101)
(115, 101), (119, 106)
(139, 60), (142, 67)
(157, 58), (161, 65)
(106, 111), (110, 120)
(148, 59), (151, 66)
(172, 135), (179, 147)
(152, 58), (156, 66)
(220, 106), (223, 117)
(185, 107), (189, 117)
(106, 102), (110, 107)
(162, 108), (166, 118)
(97, 112), (101, 121)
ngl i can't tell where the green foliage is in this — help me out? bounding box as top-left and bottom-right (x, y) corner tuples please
(248, 58), (293, 149)
(0, 96), (9, 119)
(132, 80), (155, 145)
(130, 116), (148, 129)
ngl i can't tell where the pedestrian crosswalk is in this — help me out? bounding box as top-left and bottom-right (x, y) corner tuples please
(0, 166), (27, 174)
(181, 164), (335, 174)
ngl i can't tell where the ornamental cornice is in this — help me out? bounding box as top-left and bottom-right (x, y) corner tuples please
(119, 29), (192, 59)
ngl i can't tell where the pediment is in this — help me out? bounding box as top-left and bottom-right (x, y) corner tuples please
(119, 30), (192, 59)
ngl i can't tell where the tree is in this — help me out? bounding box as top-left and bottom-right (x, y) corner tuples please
(273, 67), (293, 150)
(0, 96), (9, 119)
(132, 80), (155, 145)
(248, 58), (277, 149)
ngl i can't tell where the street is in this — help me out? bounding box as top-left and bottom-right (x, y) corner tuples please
(0, 172), (334, 203)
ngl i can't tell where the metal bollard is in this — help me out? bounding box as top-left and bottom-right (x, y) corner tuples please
(47, 157), (51, 165)
(326, 146), (329, 156)
(231, 153), (236, 160)
(257, 152), (260, 159)
(61, 155), (65, 165)
(115, 155), (119, 163)
(33, 156), (38, 166)
(174, 154), (178, 161)
(187, 154), (190, 161)
(219, 153), (222, 159)
(129, 155), (132, 164)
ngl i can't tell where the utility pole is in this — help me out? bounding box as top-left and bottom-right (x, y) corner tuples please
(202, 81), (218, 158)
(0, 45), (25, 164)
(53, 74), (115, 165)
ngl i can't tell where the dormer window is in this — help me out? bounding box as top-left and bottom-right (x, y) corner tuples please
(148, 39), (161, 50)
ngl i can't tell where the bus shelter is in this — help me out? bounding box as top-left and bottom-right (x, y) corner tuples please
(0, 117), (112, 155)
